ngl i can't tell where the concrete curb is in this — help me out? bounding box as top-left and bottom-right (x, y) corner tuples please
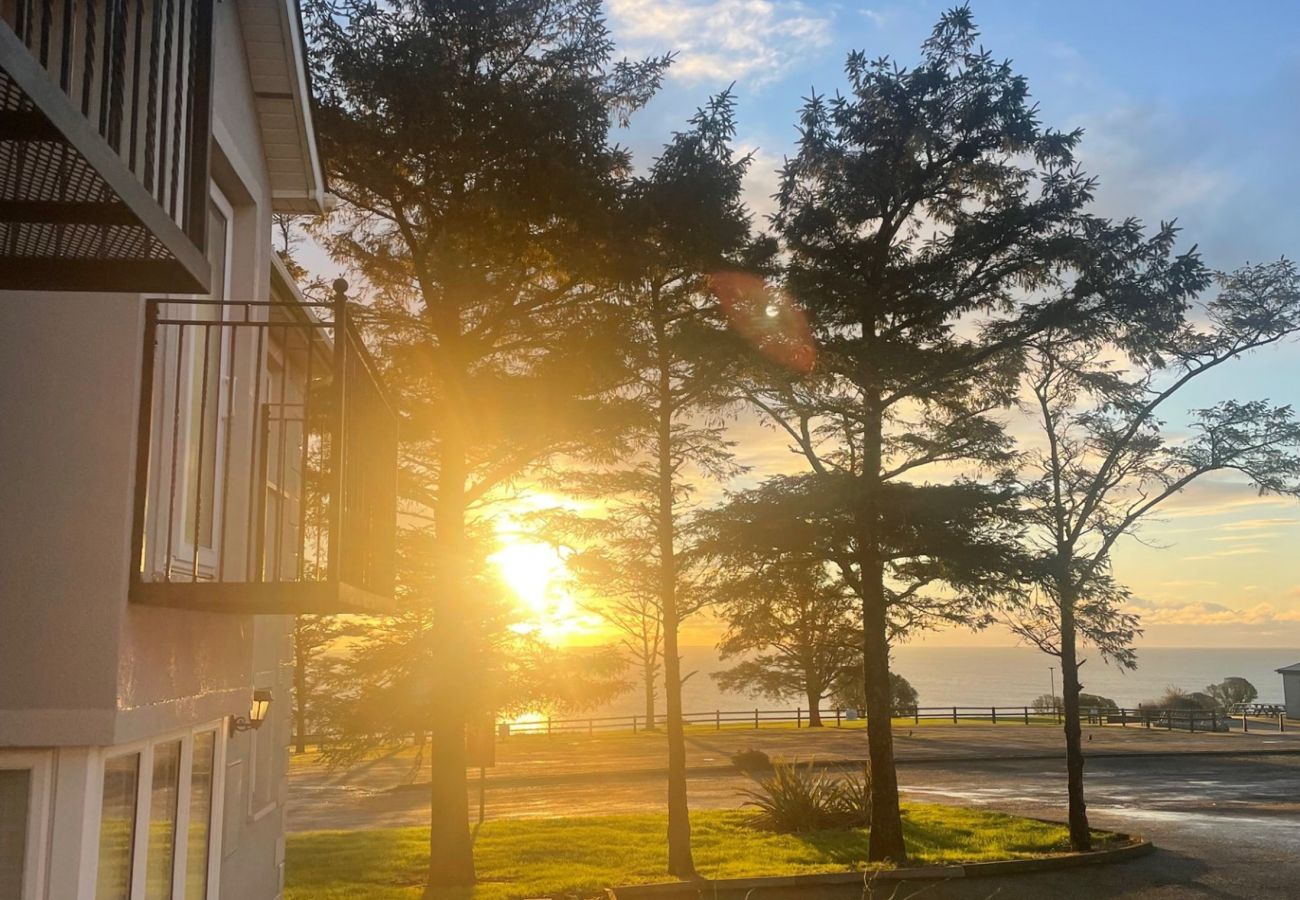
(607, 838), (1154, 898)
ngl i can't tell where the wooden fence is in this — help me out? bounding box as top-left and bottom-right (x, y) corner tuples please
(492, 704), (1291, 737)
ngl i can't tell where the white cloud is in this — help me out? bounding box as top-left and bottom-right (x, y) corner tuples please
(608, 0), (833, 86)
(1129, 598), (1300, 627)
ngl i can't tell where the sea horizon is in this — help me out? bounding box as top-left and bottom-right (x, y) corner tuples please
(572, 644), (1300, 720)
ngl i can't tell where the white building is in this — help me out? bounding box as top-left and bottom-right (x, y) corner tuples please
(0, 0), (396, 896)
(1280, 663), (1300, 720)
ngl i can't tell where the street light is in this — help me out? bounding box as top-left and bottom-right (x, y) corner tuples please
(1049, 667), (1058, 722)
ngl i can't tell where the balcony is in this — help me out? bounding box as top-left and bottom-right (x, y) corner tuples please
(129, 281), (398, 613)
(0, 0), (212, 292)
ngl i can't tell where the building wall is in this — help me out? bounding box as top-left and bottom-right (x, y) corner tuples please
(1284, 672), (1300, 719)
(0, 0), (296, 895)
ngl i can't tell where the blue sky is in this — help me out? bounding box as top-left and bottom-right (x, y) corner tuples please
(604, 1), (1300, 647)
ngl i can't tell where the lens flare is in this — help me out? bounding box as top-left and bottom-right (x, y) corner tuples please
(710, 271), (816, 373)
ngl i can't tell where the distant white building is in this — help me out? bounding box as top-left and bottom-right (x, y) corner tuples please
(1280, 663), (1300, 719)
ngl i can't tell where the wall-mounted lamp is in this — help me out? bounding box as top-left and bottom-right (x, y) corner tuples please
(230, 689), (273, 736)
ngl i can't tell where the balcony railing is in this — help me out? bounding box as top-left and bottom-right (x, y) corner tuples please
(129, 284), (398, 613)
(0, 0), (212, 291)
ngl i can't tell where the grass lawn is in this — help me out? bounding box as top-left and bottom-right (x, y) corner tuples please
(286, 805), (1120, 900)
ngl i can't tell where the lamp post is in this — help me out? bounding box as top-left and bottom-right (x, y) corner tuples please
(1049, 667), (1058, 723)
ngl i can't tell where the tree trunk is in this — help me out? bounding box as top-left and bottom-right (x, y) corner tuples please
(857, 355), (906, 863)
(805, 678), (823, 727)
(654, 289), (695, 878)
(293, 623), (307, 754)
(862, 567), (905, 862)
(425, 434), (475, 890)
(1059, 585), (1091, 852)
(644, 655), (657, 727)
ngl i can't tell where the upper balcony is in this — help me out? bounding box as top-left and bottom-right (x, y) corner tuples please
(129, 272), (398, 613)
(0, 0), (212, 292)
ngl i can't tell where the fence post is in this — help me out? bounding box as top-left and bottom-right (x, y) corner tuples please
(589, 718), (594, 736)
(1281, 714), (1286, 733)
(797, 707), (802, 728)
(914, 706), (920, 725)
(716, 710), (721, 731)
(836, 708), (842, 727)
(632, 715), (638, 734)
(547, 717), (552, 737)
(952, 706), (958, 725)
(754, 708), (759, 729)
(991, 706), (997, 725)
(1190, 713), (1196, 734)
(1211, 711), (1217, 733)
(1024, 706), (1029, 725)
(1121, 708), (1127, 727)
(1243, 711), (1249, 733)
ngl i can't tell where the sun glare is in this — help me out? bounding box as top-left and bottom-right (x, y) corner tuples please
(489, 537), (596, 643)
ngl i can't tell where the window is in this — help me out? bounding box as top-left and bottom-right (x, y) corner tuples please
(96, 753), (141, 900)
(93, 726), (223, 900)
(185, 731), (216, 900)
(0, 770), (30, 898)
(180, 202), (230, 557)
(149, 189), (236, 583)
(144, 741), (181, 899)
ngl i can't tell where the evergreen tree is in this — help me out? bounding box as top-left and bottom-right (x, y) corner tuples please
(304, 0), (667, 887)
(708, 559), (859, 726)
(557, 90), (764, 876)
(1010, 260), (1300, 849)
(741, 5), (1205, 861)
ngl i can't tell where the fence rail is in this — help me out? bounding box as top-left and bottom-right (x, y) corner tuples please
(296, 703), (1292, 746)
(487, 703), (1292, 738)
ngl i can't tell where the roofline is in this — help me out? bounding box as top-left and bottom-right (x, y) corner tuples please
(281, 0), (328, 210)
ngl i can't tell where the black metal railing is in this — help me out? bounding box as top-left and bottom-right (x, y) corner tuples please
(1, 0), (213, 282)
(130, 285), (397, 612)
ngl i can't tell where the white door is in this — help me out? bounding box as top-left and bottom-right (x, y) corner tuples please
(168, 189), (235, 581)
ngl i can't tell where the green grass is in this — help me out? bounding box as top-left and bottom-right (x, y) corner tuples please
(286, 805), (1119, 900)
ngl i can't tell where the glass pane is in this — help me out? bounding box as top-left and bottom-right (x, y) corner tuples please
(185, 732), (216, 900)
(96, 753), (140, 900)
(144, 742), (181, 899)
(182, 203), (230, 555)
(0, 770), (30, 899)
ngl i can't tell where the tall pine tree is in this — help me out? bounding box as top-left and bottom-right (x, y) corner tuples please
(1012, 260), (1300, 850)
(305, 0), (667, 887)
(745, 6), (1206, 861)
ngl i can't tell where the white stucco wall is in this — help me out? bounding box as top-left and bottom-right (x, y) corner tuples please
(0, 0), (299, 895)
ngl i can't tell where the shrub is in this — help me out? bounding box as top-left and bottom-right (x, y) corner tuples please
(730, 748), (772, 772)
(831, 670), (919, 716)
(1206, 677), (1258, 709)
(835, 765), (872, 828)
(742, 760), (873, 832)
(1078, 693), (1118, 712)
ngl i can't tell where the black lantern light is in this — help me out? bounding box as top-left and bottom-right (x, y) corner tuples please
(230, 688), (273, 735)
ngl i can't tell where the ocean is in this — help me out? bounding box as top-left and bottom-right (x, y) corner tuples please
(583, 645), (1299, 717)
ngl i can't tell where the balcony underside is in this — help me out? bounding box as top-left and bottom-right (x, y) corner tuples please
(0, 25), (209, 293)
(130, 579), (398, 615)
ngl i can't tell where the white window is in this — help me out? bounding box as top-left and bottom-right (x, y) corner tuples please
(93, 725), (225, 900)
(145, 188), (237, 584)
(0, 753), (51, 900)
(172, 192), (235, 580)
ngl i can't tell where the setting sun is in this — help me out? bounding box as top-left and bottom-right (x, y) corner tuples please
(489, 537), (597, 643)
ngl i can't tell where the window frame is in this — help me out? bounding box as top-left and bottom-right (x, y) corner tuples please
(93, 722), (226, 900)
(170, 187), (236, 580)
(0, 751), (52, 900)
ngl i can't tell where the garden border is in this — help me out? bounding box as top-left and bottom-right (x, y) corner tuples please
(609, 835), (1153, 898)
